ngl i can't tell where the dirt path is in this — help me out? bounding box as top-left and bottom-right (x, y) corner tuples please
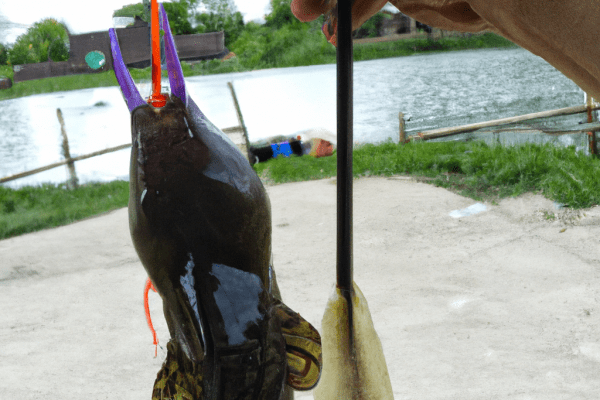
(2, 177), (600, 399)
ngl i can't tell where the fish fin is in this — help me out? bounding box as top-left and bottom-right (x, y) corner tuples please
(152, 340), (203, 400)
(273, 299), (322, 390)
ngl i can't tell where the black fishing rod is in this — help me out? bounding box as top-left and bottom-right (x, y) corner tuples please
(337, 0), (354, 295)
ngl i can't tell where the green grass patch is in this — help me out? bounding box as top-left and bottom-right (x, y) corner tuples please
(254, 140), (600, 208)
(353, 33), (517, 61)
(5, 139), (596, 241)
(0, 180), (129, 240)
(0, 58), (251, 101)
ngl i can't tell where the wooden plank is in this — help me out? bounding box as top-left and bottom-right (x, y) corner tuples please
(0, 144), (131, 184)
(480, 122), (600, 136)
(1, 121), (249, 184)
(222, 126), (243, 134)
(409, 104), (600, 141)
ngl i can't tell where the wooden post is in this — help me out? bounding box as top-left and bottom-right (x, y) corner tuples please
(56, 108), (79, 189)
(585, 92), (598, 156)
(227, 82), (253, 162)
(398, 112), (406, 144)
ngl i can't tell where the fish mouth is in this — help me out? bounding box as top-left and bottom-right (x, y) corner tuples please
(111, 7), (252, 195)
(109, 4), (186, 113)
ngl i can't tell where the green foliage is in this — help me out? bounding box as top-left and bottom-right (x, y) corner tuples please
(196, 11), (244, 46)
(265, 0), (302, 29)
(0, 43), (8, 65)
(353, 13), (388, 39)
(113, 3), (146, 21)
(9, 18), (70, 65)
(188, 57), (246, 74)
(255, 152), (337, 184)
(0, 71), (117, 101)
(0, 181), (129, 240)
(113, 1), (194, 35)
(0, 65), (12, 79)
(193, 0), (244, 46)
(353, 33), (516, 61)
(49, 40), (69, 62)
(231, 22), (334, 69)
(163, 2), (194, 34)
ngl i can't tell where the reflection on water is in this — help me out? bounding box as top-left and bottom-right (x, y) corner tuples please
(354, 48), (582, 143)
(0, 87), (132, 187)
(0, 47), (586, 187)
(0, 100), (33, 173)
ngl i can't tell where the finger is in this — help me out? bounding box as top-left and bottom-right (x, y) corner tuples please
(291, 0), (337, 22)
(322, 0), (389, 46)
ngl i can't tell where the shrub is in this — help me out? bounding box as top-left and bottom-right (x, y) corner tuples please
(0, 43), (8, 65)
(9, 18), (69, 65)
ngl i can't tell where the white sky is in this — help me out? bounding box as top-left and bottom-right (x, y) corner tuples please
(0, 0), (272, 43)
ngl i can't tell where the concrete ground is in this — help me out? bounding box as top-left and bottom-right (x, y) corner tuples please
(2, 176), (600, 399)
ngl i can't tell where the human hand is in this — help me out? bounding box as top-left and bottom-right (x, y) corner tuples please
(290, 0), (388, 45)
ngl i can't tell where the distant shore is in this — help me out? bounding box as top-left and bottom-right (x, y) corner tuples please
(0, 33), (516, 101)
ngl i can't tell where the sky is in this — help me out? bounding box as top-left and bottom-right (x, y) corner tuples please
(0, 0), (272, 44)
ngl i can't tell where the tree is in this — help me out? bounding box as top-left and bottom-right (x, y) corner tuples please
(163, 2), (194, 34)
(194, 0), (244, 46)
(229, 0), (333, 70)
(265, 0), (302, 29)
(195, 11), (244, 46)
(200, 0), (236, 16)
(113, 3), (146, 21)
(113, 1), (193, 35)
(353, 13), (388, 39)
(0, 43), (8, 65)
(9, 18), (70, 65)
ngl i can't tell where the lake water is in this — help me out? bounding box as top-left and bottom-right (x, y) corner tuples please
(0, 47), (586, 188)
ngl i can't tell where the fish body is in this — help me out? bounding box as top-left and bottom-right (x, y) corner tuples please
(128, 95), (287, 399)
(109, 5), (321, 399)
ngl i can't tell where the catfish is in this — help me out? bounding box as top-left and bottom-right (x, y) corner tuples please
(109, 5), (321, 399)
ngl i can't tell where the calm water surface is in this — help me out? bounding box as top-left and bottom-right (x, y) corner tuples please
(0, 47), (584, 187)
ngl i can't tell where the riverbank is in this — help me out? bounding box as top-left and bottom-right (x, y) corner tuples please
(3, 175), (600, 399)
(0, 33), (516, 101)
(2, 140), (600, 240)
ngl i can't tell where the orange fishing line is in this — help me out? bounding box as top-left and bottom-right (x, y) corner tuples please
(144, 277), (159, 357)
(148, 0), (167, 107)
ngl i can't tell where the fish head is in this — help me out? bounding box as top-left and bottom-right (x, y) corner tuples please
(109, 7), (288, 398)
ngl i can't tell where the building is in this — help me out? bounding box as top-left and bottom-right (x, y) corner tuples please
(13, 18), (228, 83)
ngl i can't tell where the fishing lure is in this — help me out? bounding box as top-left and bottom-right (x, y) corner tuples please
(109, 3), (322, 398)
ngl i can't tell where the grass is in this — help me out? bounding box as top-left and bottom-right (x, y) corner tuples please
(4, 140), (599, 241)
(0, 180), (129, 239)
(0, 57), (248, 101)
(254, 140), (600, 208)
(0, 33), (516, 101)
(353, 33), (516, 61)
